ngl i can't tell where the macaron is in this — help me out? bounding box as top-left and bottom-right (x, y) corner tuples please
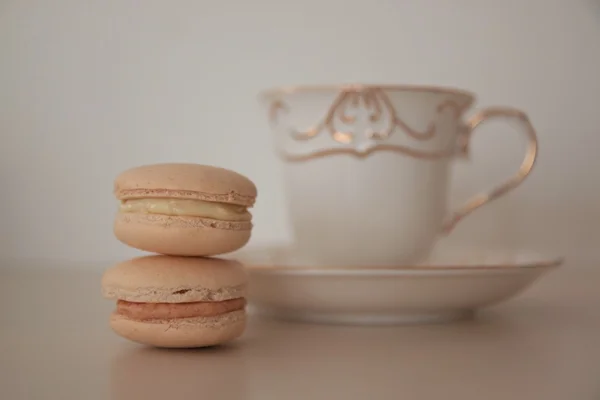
(113, 163), (257, 256)
(101, 255), (248, 348)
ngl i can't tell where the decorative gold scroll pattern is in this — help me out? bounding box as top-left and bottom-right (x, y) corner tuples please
(269, 87), (469, 147)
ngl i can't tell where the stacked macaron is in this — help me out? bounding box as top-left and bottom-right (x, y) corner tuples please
(101, 163), (257, 348)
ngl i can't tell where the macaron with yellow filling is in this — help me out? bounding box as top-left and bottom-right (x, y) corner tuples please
(102, 255), (247, 348)
(114, 163), (257, 256)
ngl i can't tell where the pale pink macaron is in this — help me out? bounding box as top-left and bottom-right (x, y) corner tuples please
(102, 255), (248, 348)
(113, 163), (257, 256)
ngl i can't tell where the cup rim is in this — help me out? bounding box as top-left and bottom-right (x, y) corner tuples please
(258, 83), (476, 101)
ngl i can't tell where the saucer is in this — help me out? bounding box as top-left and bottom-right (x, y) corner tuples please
(234, 246), (563, 325)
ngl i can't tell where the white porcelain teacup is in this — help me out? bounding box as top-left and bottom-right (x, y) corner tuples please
(260, 84), (538, 267)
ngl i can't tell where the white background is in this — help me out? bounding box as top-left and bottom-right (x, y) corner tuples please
(0, 0), (598, 266)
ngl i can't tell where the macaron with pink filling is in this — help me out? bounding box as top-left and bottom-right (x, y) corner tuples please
(102, 255), (248, 348)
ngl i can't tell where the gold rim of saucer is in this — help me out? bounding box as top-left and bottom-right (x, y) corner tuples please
(245, 257), (564, 275)
(258, 83), (477, 101)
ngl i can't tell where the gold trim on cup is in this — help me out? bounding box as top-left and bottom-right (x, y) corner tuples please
(260, 83), (477, 101)
(269, 87), (470, 145)
(268, 85), (472, 160)
(276, 144), (456, 162)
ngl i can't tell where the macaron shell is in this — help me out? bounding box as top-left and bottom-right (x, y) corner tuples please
(109, 310), (246, 348)
(114, 212), (251, 256)
(101, 254), (247, 303)
(114, 163), (257, 206)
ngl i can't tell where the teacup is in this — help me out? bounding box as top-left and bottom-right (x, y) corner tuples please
(259, 84), (538, 267)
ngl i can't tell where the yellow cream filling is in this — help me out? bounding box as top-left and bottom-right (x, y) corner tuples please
(120, 198), (251, 221)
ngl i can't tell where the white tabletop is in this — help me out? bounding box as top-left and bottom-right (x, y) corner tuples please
(1, 261), (599, 400)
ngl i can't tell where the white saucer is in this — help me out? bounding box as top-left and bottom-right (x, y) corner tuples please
(235, 246), (563, 325)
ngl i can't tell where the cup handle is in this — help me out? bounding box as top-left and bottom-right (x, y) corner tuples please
(441, 106), (539, 234)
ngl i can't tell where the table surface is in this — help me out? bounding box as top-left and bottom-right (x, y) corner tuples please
(1, 261), (599, 400)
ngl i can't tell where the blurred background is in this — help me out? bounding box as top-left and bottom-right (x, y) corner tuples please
(0, 0), (598, 267)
